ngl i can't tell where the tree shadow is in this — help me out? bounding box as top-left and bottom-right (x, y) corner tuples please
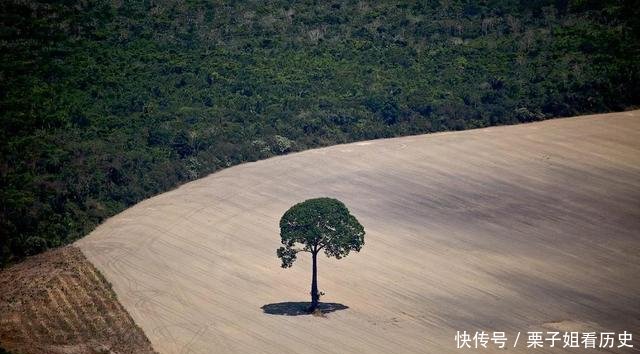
(261, 302), (349, 316)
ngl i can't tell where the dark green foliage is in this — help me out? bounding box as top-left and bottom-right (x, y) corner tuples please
(278, 197), (365, 267)
(278, 197), (364, 311)
(1, 0), (639, 265)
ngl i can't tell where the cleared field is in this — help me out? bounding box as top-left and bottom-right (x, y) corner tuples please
(0, 246), (156, 354)
(78, 111), (640, 354)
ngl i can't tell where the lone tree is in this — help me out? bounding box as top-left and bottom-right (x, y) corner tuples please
(277, 197), (365, 312)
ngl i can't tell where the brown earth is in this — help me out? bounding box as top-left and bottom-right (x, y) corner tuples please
(77, 110), (640, 353)
(0, 246), (156, 354)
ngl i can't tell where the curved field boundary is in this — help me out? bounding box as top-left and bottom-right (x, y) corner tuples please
(78, 111), (640, 353)
(0, 246), (157, 354)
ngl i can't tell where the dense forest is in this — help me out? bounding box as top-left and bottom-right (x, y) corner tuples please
(1, 0), (639, 265)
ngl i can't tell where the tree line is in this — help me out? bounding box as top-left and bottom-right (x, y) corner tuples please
(1, 0), (638, 265)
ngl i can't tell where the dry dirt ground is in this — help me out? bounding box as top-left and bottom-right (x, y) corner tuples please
(0, 246), (156, 354)
(78, 110), (640, 354)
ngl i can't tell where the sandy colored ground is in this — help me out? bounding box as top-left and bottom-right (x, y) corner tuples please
(0, 246), (156, 354)
(78, 111), (640, 354)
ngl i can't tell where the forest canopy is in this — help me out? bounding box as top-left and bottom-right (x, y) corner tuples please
(1, 0), (639, 265)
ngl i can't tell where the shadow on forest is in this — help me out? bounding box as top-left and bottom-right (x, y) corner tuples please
(261, 302), (349, 316)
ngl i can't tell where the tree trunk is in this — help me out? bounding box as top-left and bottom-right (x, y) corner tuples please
(309, 251), (319, 312)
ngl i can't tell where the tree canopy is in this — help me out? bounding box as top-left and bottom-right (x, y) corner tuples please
(278, 197), (365, 267)
(1, 0), (639, 265)
(278, 197), (365, 311)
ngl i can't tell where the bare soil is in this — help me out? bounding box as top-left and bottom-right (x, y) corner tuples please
(0, 246), (156, 354)
(71, 110), (640, 353)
